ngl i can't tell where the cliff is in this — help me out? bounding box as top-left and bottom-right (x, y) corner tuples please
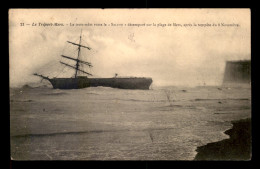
(223, 60), (251, 85)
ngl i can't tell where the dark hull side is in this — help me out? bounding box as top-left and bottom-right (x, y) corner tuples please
(48, 77), (153, 90)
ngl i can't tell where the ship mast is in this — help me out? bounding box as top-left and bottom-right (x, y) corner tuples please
(61, 30), (93, 78)
(75, 30), (82, 78)
(33, 30), (93, 81)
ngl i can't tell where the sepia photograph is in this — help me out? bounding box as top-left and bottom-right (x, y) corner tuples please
(9, 9), (251, 160)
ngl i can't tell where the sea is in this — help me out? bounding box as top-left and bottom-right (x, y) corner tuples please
(10, 84), (251, 160)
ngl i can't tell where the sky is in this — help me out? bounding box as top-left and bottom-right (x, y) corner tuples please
(9, 9), (251, 87)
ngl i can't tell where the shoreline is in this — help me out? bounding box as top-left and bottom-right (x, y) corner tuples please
(194, 118), (251, 160)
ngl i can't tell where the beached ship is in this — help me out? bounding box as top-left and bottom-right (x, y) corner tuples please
(34, 31), (153, 90)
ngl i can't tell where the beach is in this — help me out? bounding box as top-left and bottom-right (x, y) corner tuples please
(10, 85), (251, 160)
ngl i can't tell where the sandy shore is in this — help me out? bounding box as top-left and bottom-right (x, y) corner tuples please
(194, 118), (251, 160)
(10, 86), (251, 160)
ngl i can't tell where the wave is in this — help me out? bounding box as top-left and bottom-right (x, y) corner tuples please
(21, 84), (51, 89)
(193, 98), (250, 101)
(11, 130), (117, 138)
(10, 99), (33, 102)
(11, 127), (180, 139)
(111, 98), (170, 103)
(214, 112), (235, 114)
(108, 97), (249, 103)
(43, 93), (67, 96)
(85, 92), (100, 95)
(21, 84), (34, 89)
(156, 105), (196, 111)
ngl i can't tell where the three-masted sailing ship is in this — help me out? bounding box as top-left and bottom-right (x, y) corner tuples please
(34, 31), (153, 90)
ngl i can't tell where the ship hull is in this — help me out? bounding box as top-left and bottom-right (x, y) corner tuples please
(48, 77), (153, 90)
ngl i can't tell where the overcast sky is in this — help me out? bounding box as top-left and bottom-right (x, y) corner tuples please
(9, 9), (250, 87)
